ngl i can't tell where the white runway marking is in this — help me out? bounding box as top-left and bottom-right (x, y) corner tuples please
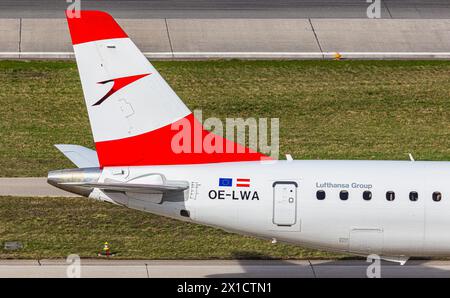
(3, 52), (450, 60)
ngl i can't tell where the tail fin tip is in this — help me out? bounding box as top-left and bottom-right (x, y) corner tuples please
(66, 10), (128, 45)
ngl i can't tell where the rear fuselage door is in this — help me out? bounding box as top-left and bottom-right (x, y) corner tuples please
(273, 181), (298, 226)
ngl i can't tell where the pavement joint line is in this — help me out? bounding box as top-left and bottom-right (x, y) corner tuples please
(307, 260), (317, 278)
(164, 18), (175, 59)
(383, 1), (393, 19)
(308, 18), (324, 57)
(145, 263), (150, 278)
(18, 18), (22, 53)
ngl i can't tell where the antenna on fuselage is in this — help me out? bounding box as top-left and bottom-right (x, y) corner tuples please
(408, 153), (415, 162)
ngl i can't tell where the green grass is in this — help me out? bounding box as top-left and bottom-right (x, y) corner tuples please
(1, 60), (450, 259)
(2, 60), (450, 176)
(0, 196), (339, 259)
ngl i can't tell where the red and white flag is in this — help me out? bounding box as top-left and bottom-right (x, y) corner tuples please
(236, 178), (251, 187)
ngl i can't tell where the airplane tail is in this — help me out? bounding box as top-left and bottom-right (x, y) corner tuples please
(66, 11), (268, 167)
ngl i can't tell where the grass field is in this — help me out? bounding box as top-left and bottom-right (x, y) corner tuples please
(1, 60), (450, 259)
(0, 196), (339, 259)
(1, 60), (450, 176)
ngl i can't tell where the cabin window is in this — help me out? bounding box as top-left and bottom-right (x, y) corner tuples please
(409, 191), (418, 202)
(386, 191), (395, 201)
(316, 190), (326, 200)
(363, 191), (372, 201)
(433, 192), (442, 202)
(340, 190), (349, 200)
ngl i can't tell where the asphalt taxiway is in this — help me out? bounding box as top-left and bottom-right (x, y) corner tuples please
(1, 0), (450, 19)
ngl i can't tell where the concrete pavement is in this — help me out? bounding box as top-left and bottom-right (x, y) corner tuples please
(0, 177), (78, 197)
(2, 18), (450, 59)
(0, 259), (449, 278)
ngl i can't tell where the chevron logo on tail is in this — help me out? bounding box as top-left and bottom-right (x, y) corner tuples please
(92, 73), (151, 106)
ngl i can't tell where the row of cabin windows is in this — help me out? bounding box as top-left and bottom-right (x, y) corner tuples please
(316, 190), (442, 202)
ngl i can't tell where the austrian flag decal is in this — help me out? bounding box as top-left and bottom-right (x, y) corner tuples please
(218, 178), (251, 187)
(236, 178), (251, 187)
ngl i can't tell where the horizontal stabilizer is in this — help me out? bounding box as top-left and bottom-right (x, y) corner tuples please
(55, 144), (100, 168)
(61, 181), (189, 194)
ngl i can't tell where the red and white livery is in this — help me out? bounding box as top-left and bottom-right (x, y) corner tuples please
(66, 11), (265, 167)
(49, 11), (450, 264)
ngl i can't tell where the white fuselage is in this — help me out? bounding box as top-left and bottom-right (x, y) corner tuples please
(88, 160), (450, 258)
(61, 11), (449, 261)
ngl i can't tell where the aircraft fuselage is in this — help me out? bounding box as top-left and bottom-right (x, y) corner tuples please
(50, 160), (450, 258)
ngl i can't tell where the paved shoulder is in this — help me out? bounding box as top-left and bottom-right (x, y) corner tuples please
(0, 259), (448, 278)
(0, 177), (77, 197)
